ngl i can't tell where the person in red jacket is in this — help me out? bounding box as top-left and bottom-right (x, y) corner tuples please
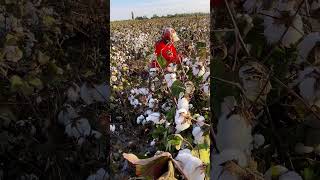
(150, 27), (182, 69)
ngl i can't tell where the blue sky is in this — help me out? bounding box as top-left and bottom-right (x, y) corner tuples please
(110, 0), (210, 21)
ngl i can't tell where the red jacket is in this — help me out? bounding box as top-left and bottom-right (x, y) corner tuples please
(150, 40), (181, 68)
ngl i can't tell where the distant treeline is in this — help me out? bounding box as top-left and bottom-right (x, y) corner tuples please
(135, 12), (209, 20)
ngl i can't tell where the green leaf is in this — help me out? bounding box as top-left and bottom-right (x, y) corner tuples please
(304, 168), (316, 180)
(167, 134), (183, 151)
(28, 77), (43, 90)
(10, 75), (24, 91)
(196, 42), (206, 50)
(192, 147), (210, 165)
(38, 51), (50, 65)
(43, 16), (56, 27)
(170, 80), (185, 98)
(165, 107), (176, 122)
(157, 55), (167, 69)
(48, 61), (64, 75)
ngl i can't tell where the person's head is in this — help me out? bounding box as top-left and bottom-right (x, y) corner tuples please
(161, 27), (180, 43)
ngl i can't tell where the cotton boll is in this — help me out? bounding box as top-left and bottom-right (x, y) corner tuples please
(92, 130), (102, 139)
(164, 73), (177, 87)
(213, 149), (249, 168)
(192, 126), (204, 144)
(175, 109), (191, 133)
(263, 3), (304, 47)
(149, 68), (158, 77)
(202, 72), (210, 82)
(148, 98), (158, 109)
(146, 112), (162, 124)
(175, 149), (205, 180)
(58, 104), (79, 126)
(297, 32), (320, 63)
(221, 96), (237, 115)
(296, 67), (320, 107)
(197, 116), (205, 127)
(294, 143), (314, 154)
(279, 171), (303, 180)
(242, 0), (262, 13)
(178, 93), (189, 111)
(150, 139), (156, 146)
(86, 168), (109, 180)
(137, 115), (145, 124)
(192, 62), (205, 77)
(65, 118), (91, 140)
(110, 124), (116, 132)
(216, 113), (253, 153)
(202, 83), (210, 96)
(67, 83), (80, 102)
(253, 134), (265, 148)
(311, 0), (320, 10)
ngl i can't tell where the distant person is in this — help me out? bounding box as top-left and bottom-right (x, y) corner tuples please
(149, 27), (182, 69)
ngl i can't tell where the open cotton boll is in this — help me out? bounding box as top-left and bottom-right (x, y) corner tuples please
(297, 32), (320, 63)
(202, 72), (210, 82)
(150, 139), (156, 146)
(192, 126), (204, 144)
(58, 104), (79, 126)
(175, 109), (191, 133)
(294, 143), (314, 154)
(110, 75), (117, 82)
(216, 113), (253, 153)
(137, 115), (145, 124)
(110, 124), (116, 132)
(202, 83), (210, 96)
(221, 96), (237, 115)
(192, 62), (206, 77)
(80, 83), (109, 105)
(263, 2), (303, 47)
(242, 0), (262, 13)
(164, 73), (177, 87)
(178, 93), (189, 111)
(86, 168), (109, 180)
(197, 116), (205, 127)
(146, 112), (164, 124)
(65, 118), (91, 142)
(279, 171), (303, 180)
(175, 149), (205, 180)
(67, 83), (80, 102)
(213, 149), (249, 168)
(253, 134), (265, 148)
(148, 98), (158, 109)
(149, 68), (158, 77)
(296, 67), (320, 107)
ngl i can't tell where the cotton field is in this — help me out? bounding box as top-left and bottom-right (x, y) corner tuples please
(110, 15), (211, 179)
